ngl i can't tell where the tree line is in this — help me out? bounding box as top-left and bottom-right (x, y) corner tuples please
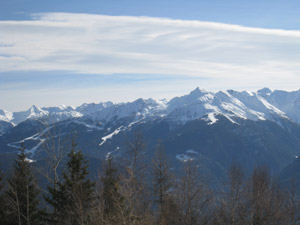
(0, 132), (300, 225)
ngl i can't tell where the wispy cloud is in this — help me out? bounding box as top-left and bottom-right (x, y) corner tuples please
(1, 13), (300, 76)
(0, 13), (300, 110)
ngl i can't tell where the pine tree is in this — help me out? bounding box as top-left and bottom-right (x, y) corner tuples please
(101, 156), (123, 223)
(152, 141), (175, 224)
(4, 143), (41, 225)
(45, 140), (95, 225)
(152, 141), (172, 207)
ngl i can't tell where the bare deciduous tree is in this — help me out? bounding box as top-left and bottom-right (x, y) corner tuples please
(152, 140), (174, 224)
(114, 131), (153, 225)
(176, 160), (213, 225)
(243, 167), (286, 225)
(284, 180), (300, 225)
(215, 163), (246, 225)
(40, 122), (67, 192)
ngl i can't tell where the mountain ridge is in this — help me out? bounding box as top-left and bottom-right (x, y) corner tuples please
(1, 87), (298, 130)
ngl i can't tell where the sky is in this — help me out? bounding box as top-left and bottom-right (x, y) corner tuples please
(0, 0), (300, 111)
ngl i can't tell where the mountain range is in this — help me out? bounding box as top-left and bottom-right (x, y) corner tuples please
(1, 87), (300, 186)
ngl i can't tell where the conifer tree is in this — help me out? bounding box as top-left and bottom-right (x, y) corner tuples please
(101, 156), (123, 223)
(152, 141), (174, 224)
(4, 143), (41, 225)
(45, 140), (95, 225)
(153, 141), (172, 207)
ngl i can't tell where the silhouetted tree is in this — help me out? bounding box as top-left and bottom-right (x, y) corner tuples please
(115, 132), (153, 224)
(152, 140), (174, 224)
(284, 180), (300, 225)
(244, 167), (286, 225)
(214, 163), (246, 225)
(4, 143), (42, 225)
(176, 160), (213, 225)
(101, 156), (123, 224)
(45, 140), (95, 225)
(40, 122), (66, 192)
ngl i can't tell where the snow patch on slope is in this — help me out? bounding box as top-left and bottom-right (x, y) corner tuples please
(6, 126), (53, 156)
(206, 113), (218, 125)
(99, 126), (123, 146)
(106, 147), (120, 160)
(176, 154), (195, 162)
(176, 149), (199, 162)
(0, 109), (13, 122)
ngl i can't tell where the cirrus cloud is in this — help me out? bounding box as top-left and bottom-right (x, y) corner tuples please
(1, 12), (300, 111)
(0, 13), (299, 79)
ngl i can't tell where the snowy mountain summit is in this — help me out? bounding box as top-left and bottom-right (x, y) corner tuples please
(1, 88), (300, 130)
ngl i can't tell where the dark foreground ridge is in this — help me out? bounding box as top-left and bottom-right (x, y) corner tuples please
(0, 134), (299, 225)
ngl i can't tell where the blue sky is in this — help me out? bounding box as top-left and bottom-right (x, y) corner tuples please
(1, 0), (300, 111)
(2, 0), (300, 29)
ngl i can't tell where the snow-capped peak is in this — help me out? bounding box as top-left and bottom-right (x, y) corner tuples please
(258, 87), (272, 97)
(257, 89), (300, 124)
(190, 87), (208, 96)
(0, 109), (13, 122)
(166, 88), (289, 125)
(58, 104), (67, 110)
(28, 105), (47, 117)
(75, 101), (113, 114)
(1, 88), (300, 130)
